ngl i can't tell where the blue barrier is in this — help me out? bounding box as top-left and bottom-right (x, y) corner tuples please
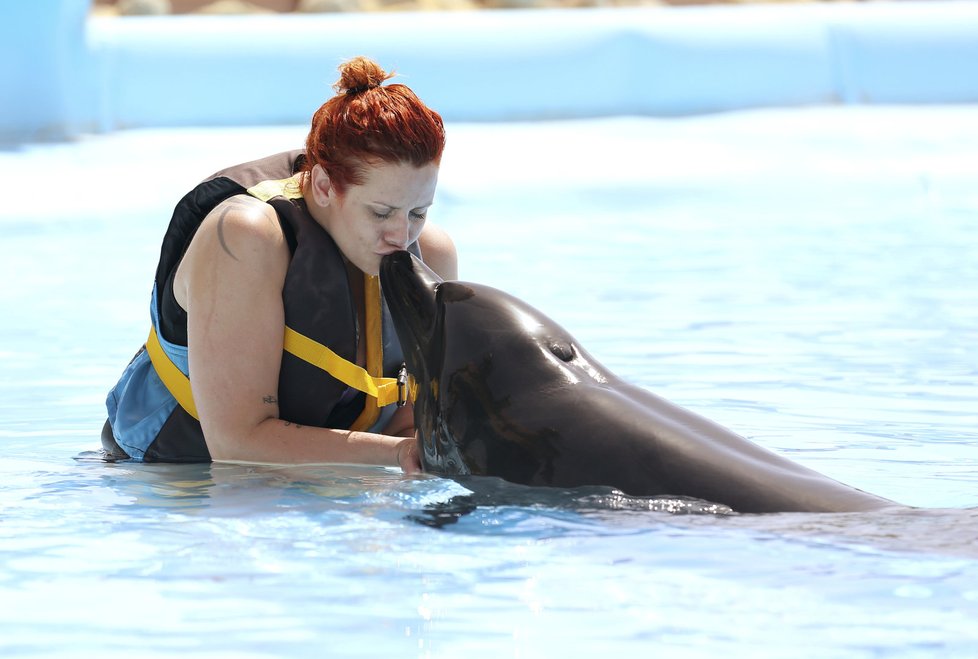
(2, 1), (977, 142)
(0, 0), (92, 141)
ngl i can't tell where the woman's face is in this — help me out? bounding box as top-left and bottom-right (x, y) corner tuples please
(316, 160), (439, 276)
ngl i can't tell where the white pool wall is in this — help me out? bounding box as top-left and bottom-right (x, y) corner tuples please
(2, 0), (978, 141)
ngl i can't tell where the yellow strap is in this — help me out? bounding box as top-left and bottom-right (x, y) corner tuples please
(146, 274), (416, 426)
(282, 328), (404, 405)
(146, 326), (200, 420)
(347, 274), (383, 431)
(246, 174), (304, 202)
(281, 292), (404, 409)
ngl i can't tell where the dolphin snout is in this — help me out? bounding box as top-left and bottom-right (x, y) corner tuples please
(380, 251), (444, 297)
(380, 250), (444, 355)
(380, 249), (414, 275)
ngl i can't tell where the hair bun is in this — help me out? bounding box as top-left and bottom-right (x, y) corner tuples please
(335, 56), (394, 95)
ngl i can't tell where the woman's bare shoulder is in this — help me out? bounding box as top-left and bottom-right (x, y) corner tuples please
(418, 222), (458, 280)
(203, 194), (284, 244)
(188, 194), (290, 269)
(175, 195), (288, 308)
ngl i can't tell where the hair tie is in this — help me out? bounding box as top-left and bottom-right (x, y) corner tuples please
(346, 83), (380, 95)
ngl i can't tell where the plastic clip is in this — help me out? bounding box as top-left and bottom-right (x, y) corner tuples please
(397, 363), (409, 407)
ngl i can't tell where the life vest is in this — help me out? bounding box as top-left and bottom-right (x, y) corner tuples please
(104, 150), (418, 462)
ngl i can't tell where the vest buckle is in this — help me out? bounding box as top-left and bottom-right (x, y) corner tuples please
(396, 363), (409, 407)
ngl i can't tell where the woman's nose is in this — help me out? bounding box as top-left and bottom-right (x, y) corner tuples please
(384, 213), (410, 248)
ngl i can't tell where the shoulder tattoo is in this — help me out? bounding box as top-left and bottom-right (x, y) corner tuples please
(216, 201), (254, 261)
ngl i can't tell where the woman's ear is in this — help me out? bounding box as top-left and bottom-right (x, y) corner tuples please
(309, 164), (333, 207)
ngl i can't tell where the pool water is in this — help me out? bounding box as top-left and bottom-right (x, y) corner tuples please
(1, 106), (977, 657)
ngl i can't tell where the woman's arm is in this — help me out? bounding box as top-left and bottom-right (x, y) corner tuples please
(174, 195), (418, 471)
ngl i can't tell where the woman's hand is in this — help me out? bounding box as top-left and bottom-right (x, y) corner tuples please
(395, 435), (422, 474)
(383, 402), (421, 474)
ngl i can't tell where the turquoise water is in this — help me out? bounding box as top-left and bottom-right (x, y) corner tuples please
(2, 107), (977, 656)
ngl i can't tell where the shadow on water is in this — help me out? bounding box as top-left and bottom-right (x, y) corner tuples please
(409, 474), (978, 559)
(408, 475), (734, 529)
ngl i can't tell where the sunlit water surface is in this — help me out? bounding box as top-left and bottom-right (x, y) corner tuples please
(1, 107), (977, 657)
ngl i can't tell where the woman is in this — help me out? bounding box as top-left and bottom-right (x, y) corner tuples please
(102, 57), (456, 473)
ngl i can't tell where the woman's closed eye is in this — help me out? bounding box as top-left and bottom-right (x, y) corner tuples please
(372, 208), (427, 222)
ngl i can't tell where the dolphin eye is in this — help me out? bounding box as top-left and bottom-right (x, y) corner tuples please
(549, 341), (574, 362)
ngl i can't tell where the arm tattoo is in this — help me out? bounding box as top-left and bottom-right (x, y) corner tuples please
(263, 395), (278, 404)
(216, 203), (247, 261)
(283, 420), (304, 429)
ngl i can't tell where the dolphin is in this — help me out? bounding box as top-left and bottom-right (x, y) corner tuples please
(380, 251), (898, 514)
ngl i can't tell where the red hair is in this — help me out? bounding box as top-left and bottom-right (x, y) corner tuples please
(302, 56), (445, 193)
